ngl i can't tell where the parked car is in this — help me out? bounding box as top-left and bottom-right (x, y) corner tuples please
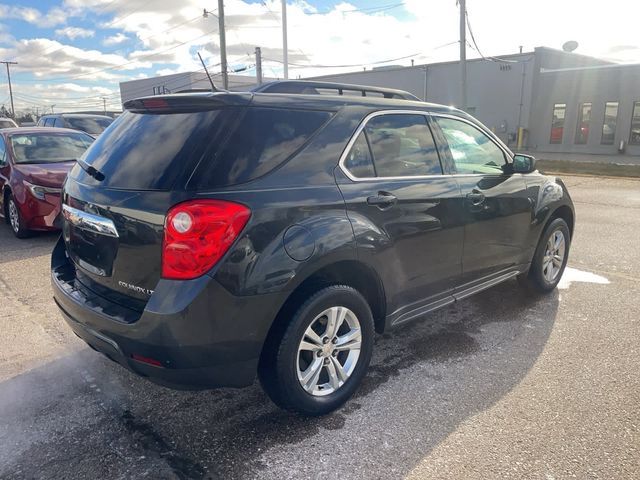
(0, 127), (94, 238)
(37, 114), (113, 137)
(51, 81), (574, 415)
(0, 117), (18, 129)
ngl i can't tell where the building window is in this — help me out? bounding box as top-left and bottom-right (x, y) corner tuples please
(575, 102), (592, 144)
(550, 103), (566, 144)
(630, 101), (640, 145)
(601, 101), (619, 145)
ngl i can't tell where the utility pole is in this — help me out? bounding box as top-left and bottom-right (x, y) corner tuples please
(458, 0), (467, 111)
(217, 0), (228, 89)
(1, 61), (17, 118)
(281, 0), (288, 79)
(255, 47), (263, 85)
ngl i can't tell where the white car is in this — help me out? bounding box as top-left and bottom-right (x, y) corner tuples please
(0, 117), (18, 129)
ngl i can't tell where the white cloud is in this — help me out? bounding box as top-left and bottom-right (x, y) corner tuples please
(0, 4), (71, 28)
(103, 32), (128, 46)
(55, 26), (94, 40)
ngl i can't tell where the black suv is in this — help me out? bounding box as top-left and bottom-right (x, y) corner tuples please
(51, 81), (574, 415)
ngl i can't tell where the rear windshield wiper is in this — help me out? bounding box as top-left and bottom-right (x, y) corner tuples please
(77, 158), (105, 181)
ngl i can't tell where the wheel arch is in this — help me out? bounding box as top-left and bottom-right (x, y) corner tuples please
(258, 259), (387, 369)
(546, 204), (574, 239)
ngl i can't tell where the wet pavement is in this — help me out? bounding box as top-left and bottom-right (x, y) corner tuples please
(0, 175), (638, 479)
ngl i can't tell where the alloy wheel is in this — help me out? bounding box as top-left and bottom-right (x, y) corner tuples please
(542, 230), (566, 282)
(296, 306), (362, 396)
(8, 199), (19, 233)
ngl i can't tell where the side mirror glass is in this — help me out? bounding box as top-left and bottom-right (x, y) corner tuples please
(513, 153), (536, 174)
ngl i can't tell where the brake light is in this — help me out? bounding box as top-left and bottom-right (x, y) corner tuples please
(162, 200), (251, 280)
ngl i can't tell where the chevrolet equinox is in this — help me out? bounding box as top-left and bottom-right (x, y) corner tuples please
(51, 81), (575, 415)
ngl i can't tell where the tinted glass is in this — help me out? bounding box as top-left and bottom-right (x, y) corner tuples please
(0, 120), (15, 128)
(0, 137), (5, 164)
(44, 118), (55, 127)
(344, 131), (375, 178)
(630, 101), (640, 145)
(10, 133), (94, 164)
(192, 108), (331, 188)
(601, 101), (618, 145)
(65, 117), (113, 135)
(364, 114), (442, 177)
(70, 110), (231, 190)
(550, 103), (566, 144)
(436, 117), (505, 174)
(53, 117), (65, 128)
(575, 102), (592, 144)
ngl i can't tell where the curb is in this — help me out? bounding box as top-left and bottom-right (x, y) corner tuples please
(536, 159), (640, 178)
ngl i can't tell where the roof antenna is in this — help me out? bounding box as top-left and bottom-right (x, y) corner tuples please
(197, 51), (219, 92)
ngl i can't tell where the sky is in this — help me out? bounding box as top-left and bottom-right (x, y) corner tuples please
(0, 0), (639, 115)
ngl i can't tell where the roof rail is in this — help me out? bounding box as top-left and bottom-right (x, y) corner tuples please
(252, 80), (420, 101)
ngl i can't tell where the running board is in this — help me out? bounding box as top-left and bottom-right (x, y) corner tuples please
(389, 269), (522, 327)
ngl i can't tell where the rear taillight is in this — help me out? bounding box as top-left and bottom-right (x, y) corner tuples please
(162, 200), (251, 280)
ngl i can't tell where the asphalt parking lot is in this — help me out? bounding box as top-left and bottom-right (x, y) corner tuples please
(0, 174), (638, 479)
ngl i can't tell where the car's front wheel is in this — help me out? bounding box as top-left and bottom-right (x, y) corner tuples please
(7, 194), (30, 239)
(259, 285), (374, 416)
(520, 217), (570, 293)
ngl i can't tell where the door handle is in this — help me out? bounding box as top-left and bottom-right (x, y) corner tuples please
(367, 192), (397, 209)
(466, 191), (485, 206)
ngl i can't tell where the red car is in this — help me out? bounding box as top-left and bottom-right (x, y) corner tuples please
(0, 127), (94, 238)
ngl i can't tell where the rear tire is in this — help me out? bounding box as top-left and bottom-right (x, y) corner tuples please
(7, 195), (30, 239)
(519, 218), (570, 293)
(259, 285), (374, 416)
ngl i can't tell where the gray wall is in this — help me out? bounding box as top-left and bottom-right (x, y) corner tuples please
(528, 64), (640, 156)
(311, 53), (536, 146)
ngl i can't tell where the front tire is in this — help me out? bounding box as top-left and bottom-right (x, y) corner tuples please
(520, 218), (570, 293)
(7, 195), (30, 239)
(259, 285), (374, 416)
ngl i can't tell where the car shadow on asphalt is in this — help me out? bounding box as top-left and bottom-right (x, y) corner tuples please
(0, 280), (559, 479)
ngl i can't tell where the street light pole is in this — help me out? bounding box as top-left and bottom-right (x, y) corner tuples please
(458, 0), (467, 111)
(217, 0), (228, 89)
(281, 0), (288, 79)
(1, 61), (17, 117)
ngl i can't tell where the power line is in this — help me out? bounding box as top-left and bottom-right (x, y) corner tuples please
(306, 2), (406, 15)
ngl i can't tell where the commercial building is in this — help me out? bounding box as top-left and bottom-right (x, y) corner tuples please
(118, 47), (640, 159)
(310, 47), (640, 158)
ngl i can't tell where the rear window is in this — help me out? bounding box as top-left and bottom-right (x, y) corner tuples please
(70, 107), (330, 191)
(65, 117), (113, 135)
(11, 133), (94, 164)
(70, 109), (231, 190)
(190, 107), (331, 188)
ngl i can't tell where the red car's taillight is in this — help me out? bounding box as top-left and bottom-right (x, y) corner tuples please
(162, 200), (251, 280)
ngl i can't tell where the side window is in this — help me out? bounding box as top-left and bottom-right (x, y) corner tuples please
(435, 117), (506, 174)
(364, 114), (442, 177)
(601, 101), (618, 145)
(44, 118), (54, 127)
(550, 103), (566, 144)
(53, 117), (65, 128)
(0, 137), (5, 165)
(630, 101), (640, 145)
(344, 131), (375, 178)
(575, 102), (592, 144)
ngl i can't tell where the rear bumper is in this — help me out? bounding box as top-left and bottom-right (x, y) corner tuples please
(51, 237), (286, 389)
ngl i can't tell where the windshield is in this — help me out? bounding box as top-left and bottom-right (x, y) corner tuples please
(65, 117), (113, 135)
(11, 132), (94, 164)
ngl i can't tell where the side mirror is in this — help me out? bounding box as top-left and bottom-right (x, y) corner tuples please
(512, 153), (537, 174)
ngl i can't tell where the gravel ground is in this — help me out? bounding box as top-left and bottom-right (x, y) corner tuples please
(0, 175), (638, 479)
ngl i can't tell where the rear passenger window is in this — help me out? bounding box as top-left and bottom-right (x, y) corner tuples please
(364, 114), (442, 177)
(193, 108), (331, 188)
(344, 132), (375, 178)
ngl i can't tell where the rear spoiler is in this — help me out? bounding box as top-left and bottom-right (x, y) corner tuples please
(123, 92), (253, 113)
